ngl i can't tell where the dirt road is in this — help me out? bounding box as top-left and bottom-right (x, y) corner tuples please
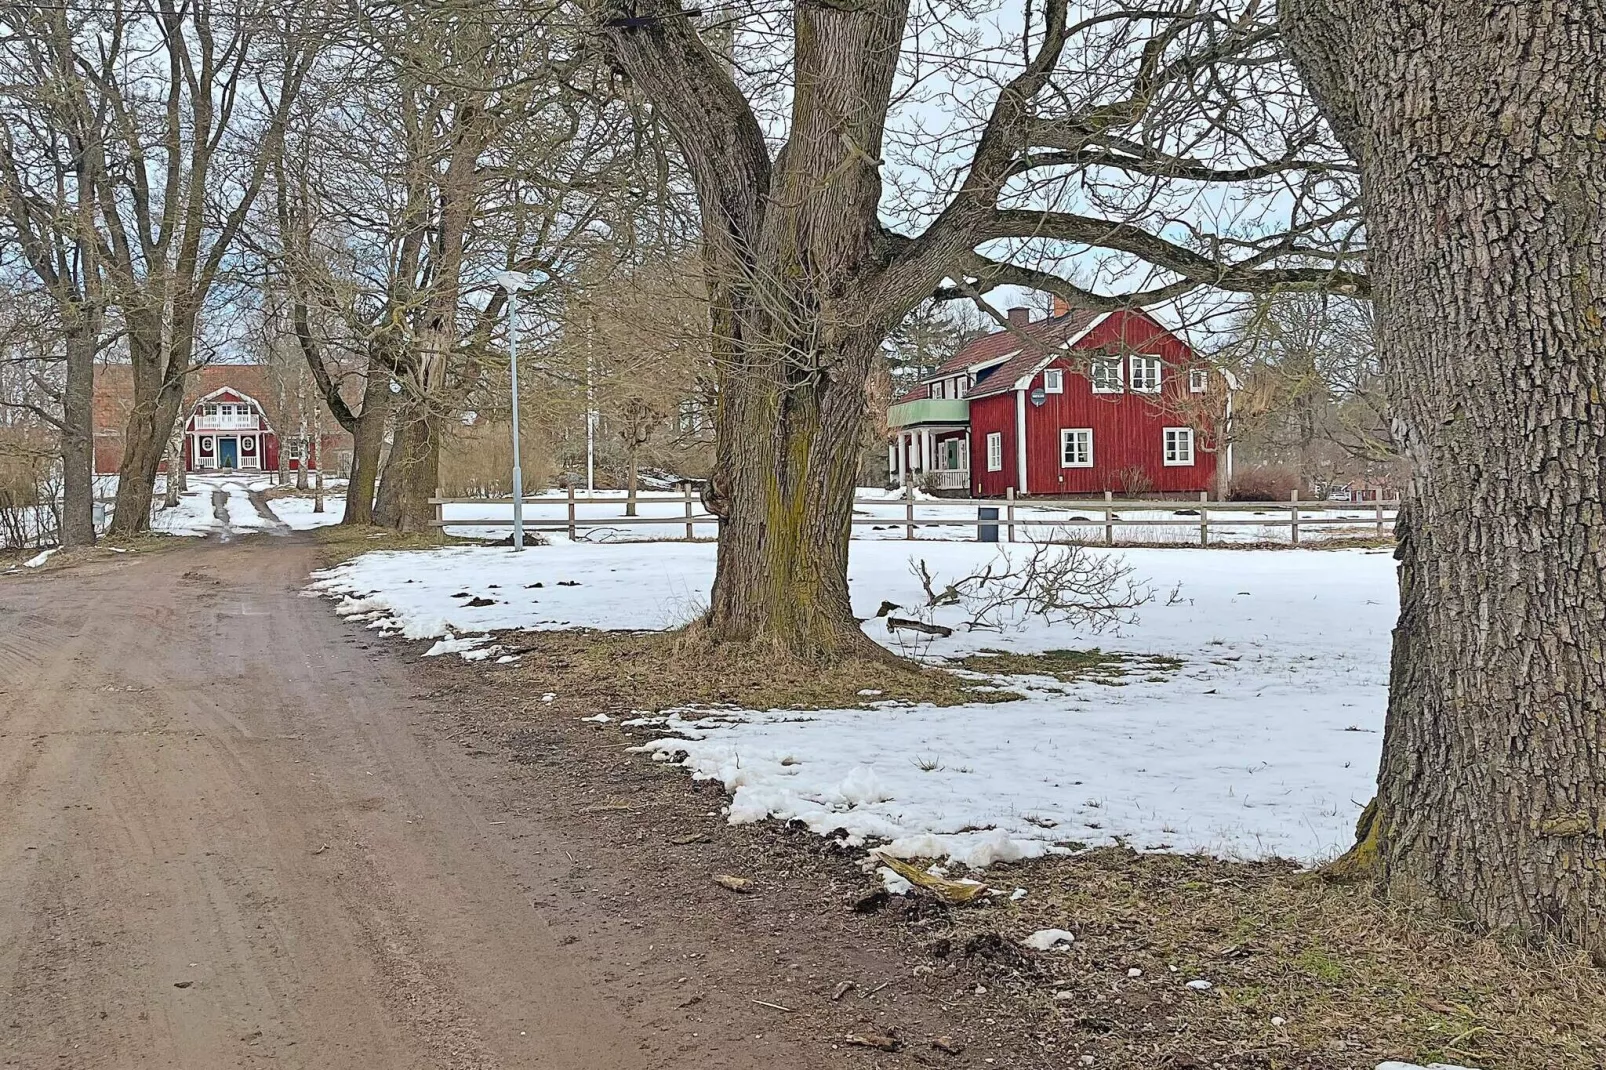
(0, 539), (832, 1069)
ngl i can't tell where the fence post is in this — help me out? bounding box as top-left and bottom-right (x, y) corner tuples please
(1104, 489), (1114, 546)
(1006, 487), (1016, 543)
(434, 487), (443, 535)
(1199, 490), (1209, 547)
(1375, 497), (1386, 537)
(567, 483), (577, 541)
(1290, 488), (1301, 547)
(684, 482), (695, 541)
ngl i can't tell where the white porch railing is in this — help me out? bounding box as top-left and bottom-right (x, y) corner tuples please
(194, 414), (260, 431)
(927, 470), (969, 490)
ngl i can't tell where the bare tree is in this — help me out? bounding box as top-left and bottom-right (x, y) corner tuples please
(3, 1), (319, 535)
(272, 0), (667, 529)
(597, 0), (1360, 656)
(0, 5), (108, 547)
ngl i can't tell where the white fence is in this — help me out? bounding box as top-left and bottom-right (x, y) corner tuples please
(430, 487), (1399, 547)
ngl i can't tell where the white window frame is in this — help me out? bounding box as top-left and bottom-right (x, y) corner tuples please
(1188, 367), (1209, 393)
(1130, 355), (1162, 394)
(1163, 426), (1195, 466)
(1043, 368), (1064, 394)
(1090, 356), (1124, 394)
(1060, 427), (1093, 468)
(985, 432), (1003, 472)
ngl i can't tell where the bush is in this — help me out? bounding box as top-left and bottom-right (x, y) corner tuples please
(1112, 465), (1154, 497)
(1229, 463), (1300, 501)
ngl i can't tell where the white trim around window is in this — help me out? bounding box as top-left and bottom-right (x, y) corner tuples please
(1188, 367), (1209, 393)
(1130, 354), (1162, 393)
(1043, 368), (1064, 394)
(1090, 356), (1124, 394)
(1060, 427), (1093, 468)
(986, 431), (1003, 472)
(1163, 426), (1195, 466)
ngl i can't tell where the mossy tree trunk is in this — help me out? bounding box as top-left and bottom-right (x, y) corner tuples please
(1285, 0), (1606, 959)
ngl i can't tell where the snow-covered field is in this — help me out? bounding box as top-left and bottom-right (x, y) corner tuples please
(311, 538), (1396, 867)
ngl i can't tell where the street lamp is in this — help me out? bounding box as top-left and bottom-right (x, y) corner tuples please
(494, 270), (538, 549)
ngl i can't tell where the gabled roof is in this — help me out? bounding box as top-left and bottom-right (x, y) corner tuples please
(948, 308), (1107, 399)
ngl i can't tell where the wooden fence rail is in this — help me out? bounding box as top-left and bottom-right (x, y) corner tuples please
(428, 485), (1398, 547)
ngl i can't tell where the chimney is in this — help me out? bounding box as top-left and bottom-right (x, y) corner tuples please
(1051, 295), (1072, 318)
(1006, 307), (1031, 328)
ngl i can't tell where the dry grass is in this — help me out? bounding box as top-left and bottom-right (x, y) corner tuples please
(941, 849), (1605, 1069)
(950, 646), (1184, 684)
(489, 629), (1021, 713)
(311, 523), (461, 565)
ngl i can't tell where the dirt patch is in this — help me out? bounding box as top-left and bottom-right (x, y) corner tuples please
(416, 627), (1606, 1070)
(948, 647), (1183, 685)
(489, 629), (1022, 712)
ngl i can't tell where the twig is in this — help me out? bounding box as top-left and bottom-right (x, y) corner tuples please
(750, 998), (792, 1012)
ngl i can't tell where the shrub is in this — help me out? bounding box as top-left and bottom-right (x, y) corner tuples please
(1229, 463), (1301, 502)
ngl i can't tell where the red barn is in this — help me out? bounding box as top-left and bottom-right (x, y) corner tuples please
(887, 305), (1231, 498)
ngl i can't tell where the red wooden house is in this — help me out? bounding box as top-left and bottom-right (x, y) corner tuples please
(887, 305), (1230, 498)
(93, 363), (352, 476)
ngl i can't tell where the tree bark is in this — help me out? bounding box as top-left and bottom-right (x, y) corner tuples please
(342, 368), (391, 525)
(388, 397), (440, 534)
(702, 325), (884, 656)
(108, 319), (187, 537)
(58, 312), (98, 548)
(1284, 0), (1606, 959)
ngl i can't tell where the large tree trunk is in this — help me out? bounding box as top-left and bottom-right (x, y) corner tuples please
(108, 327), (186, 537)
(373, 398), (439, 533)
(1284, 0), (1606, 958)
(342, 366), (391, 525)
(58, 313), (98, 548)
(701, 322), (883, 657)
(372, 422), (405, 529)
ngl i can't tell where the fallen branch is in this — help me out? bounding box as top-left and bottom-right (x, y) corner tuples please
(885, 616), (953, 638)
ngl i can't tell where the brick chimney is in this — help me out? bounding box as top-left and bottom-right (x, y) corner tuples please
(1006, 307), (1031, 327)
(1050, 295), (1073, 318)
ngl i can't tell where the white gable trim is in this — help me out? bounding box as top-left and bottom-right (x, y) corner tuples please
(1008, 312), (1114, 392)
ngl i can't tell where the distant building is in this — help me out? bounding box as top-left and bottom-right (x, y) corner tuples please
(92, 363), (352, 476)
(886, 304), (1230, 498)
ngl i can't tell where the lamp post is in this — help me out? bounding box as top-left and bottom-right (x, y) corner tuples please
(494, 270), (535, 549)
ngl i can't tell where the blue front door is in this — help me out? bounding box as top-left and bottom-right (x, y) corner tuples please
(218, 437), (238, 468)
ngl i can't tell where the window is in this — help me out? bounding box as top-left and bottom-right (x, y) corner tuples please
(198, 436), (214, 453)
(932, 380), (945, 400)
(1060, 428), (1093, 468)
(986, 432), (1003, 472)
(1130, 355), (1162, 393)
(677, 399), (703, 432)
(1043, 368), (1064, 394)
(1163, 427), (1195, 466)
(203, 404), (218, 416)
(1090, 356), (1124, 393)
(1189, 367), (1209, 393)
(285, 440), (303, 460)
